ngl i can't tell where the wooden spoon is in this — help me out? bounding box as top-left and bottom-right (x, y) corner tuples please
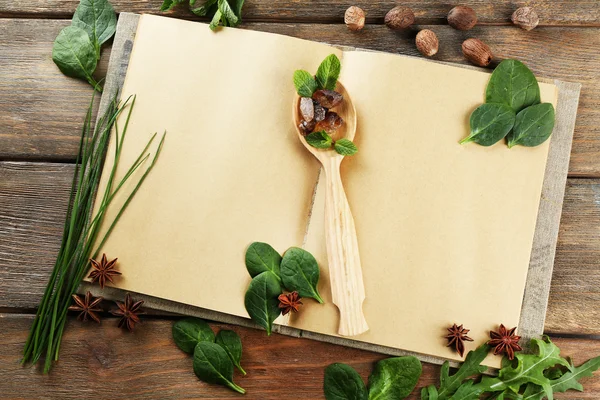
(292, 83), (369, 337)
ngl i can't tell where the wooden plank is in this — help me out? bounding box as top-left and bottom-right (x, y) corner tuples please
(1, 20), (599, 176)
(0, 0), (599, 26)
(1, 314), (599, 399)
(1, 162), (599, 335)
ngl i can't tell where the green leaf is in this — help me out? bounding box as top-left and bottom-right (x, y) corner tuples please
(209, 9), (223, 30)
(72, 0), (117, 58)
(244, 271), (282, 335)
(460, 103), (516, 146)
(218, 0), (239, 26)
(421, 385), (439, 400)
(193, 341), (246, 394)
(448, 380), (482, 400)
(229, 0), (244, 19)
(280, 247), (324, 303)
(334, 139), (358, 156)
(160, 0), (186, 11)
(507, 103), (555, 148)
(368, 356), (422, 400)
(486, 59), (541, 112)
(324, 363), (368, 400)
(294, 70), (318, 97)
(172, 317), (215, 354)
(52, 26), (100, 91)
(316, 54), (342, 90)
(245, 242), (282, 280)
(215, 329), (247, 375)
(306, 131), (334, 149)
(191, 0), (217, 16)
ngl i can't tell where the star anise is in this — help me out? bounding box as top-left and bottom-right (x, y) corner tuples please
(278, 291), (303, 316)
(488, 324), (522, 360)
(88, 253), (121, 289)
(445, 323), (474, 357)
(68, 291), (104, 323)
(111, 293), (145, 332)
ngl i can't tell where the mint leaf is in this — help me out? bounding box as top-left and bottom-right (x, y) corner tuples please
(209, 9), (223, 30)
(334, 139), (358, 156)
(293, 70), (318, 97)
(192, 0), (217, 16)
(160, 0), (186, 11)
(316, 54), (341, 90)
(218, 0), (239, 26)
(306, 131), (333, 149)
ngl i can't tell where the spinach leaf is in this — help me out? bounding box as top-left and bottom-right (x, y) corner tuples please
(485, 59), (540, 112)
(334, 139), (358, 156)
(52, 26), (100, 91)
(324, 363), (368, 400)
(280, 247), (324, 304)
(216, 329), (247, 375)
(316, 54), (342, 91)
(367, 356), (422, 400)
(72, 0), (117, 58)
(245, 242), (282, 280)
(244, 271), (282, 335)
(507, 103), (555, 148)
(172, 317), (215, 354)
(193, 341), (246, 394)
(306, 131), (334, 149)
(460, 103), (516, 146)
(294, 70), (319, 97)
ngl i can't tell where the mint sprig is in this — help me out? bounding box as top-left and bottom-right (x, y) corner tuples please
(160, 0), (244, 31)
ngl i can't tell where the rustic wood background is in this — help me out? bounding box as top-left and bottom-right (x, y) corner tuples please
(1, 1), (599, 398)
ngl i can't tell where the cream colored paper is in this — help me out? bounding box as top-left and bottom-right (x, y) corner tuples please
(92, 14), (558, 366)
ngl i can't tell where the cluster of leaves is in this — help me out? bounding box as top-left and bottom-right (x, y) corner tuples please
(324, 356), (422, 400)
(160, 0), (244, 31)
(173, 318), (247, 394)
(422, 337), (600, 400)
(52, 0), (117, 91)
(294, 54), (358, 156)
(244, 242), (324, 335)
(460, 59), (556, 148)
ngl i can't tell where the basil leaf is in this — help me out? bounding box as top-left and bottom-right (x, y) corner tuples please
(244, 271), (282, 335)
(294, 70), (318, 97)
(507, 103), (555, 148)
(334, 138), (358, 156)
(316, 54), (342, 91)
(218, 0), (239, 26)
(367, 356), (422, 400)
(324, 363), (368, 400)
(216, 329), (246, 375)
(160, 0), (186, 11)
(486, 59), (540, 112)
(460, 103), (516, 146)
(245, 242), (282, 280)
(280, 247), (324, 304)
(192, 0), (217, 16)
(72, 0), (117, 58)
(193, 341), (246, 394)
(52, 26), (100, 90)
(306, 131), (334, 149)
(172, 317), (215, 354)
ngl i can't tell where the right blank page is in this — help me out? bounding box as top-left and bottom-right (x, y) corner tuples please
(294, 50), (558, 366)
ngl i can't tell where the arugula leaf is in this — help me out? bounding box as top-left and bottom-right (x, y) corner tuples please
(316, 54), (342, 91)
(160, 0), (186, 11)
(324, 363), (368, 400)
(507, 103), (555, 148)
(334, 139), (358, 156)
(172, 317), (215, 354)
(293, 70), (319, 97)
(193, 341), (246, 394)
(215, 329), (247, 375)
(244, 271), (282, 335)
(72, 0), (117, 58)
(485, 59), (541, 113)
(460, 103), (516, 146)
(306, 131), (334, 149)
(280, 247), (324, 303)
(52, 26), (100, 91)
(368, 356), (421, 400)
(245, 242), (282, 281)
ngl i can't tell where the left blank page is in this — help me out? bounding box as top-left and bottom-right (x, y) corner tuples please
(91, 15), (338, 317)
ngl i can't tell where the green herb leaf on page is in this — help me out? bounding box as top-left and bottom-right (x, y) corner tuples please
(485, 59), (541, 113)
(172, 317), (216, 354)
(367, 356), (422, 400)
(507, 103), (555, 148)
(334, 138), (358, 156)
(306, 131), (334, 149)
(72, 0), (117, 58)
(280, 247), (324, 303)
(324, 363), (368, 400)
(216, 329), (247, 375)
(244, 271), (282, 335)
(316, 54), (342, 91)
(193, 341), (246, 394)
(460, 103), (516, 146)
(294, 70), (319, 97)
(217, 0), (239, 26)
(52, 26), (100, 91)
(245, 242), (282, 280)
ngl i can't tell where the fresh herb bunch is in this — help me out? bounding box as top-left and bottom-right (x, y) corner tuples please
(172, 318), (246, 394)
(243, 242), (324, 335)
(461, 59), (556, 148)
(160, 0), (244, 31)
(22, 96), (165, 373)
(52, 0), (117, 91)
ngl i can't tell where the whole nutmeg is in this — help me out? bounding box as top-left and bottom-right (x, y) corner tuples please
(462, 38), (493, 67)
(385, 7), (415, 30)
(512, 7), (539, 31)
(345, 6), (366, 31)
(416, 29), (439, 57)
(448, 6), (477, 30)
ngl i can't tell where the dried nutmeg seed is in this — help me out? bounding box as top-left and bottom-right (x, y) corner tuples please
(385, 7), (415, 30)
(345, 6), (365, 31)
(512, 7), (539, 31)
(416, 29), (439, 57)
(448, 6), (477, 31)
(462, 38), (493, 67)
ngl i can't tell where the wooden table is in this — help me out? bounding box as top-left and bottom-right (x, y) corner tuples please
(1, 1), (600, 398)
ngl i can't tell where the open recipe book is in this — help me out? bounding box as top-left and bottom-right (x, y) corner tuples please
(90, 14), (570, 368)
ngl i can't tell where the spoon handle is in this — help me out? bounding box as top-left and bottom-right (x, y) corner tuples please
(322, 157), (369, 337)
